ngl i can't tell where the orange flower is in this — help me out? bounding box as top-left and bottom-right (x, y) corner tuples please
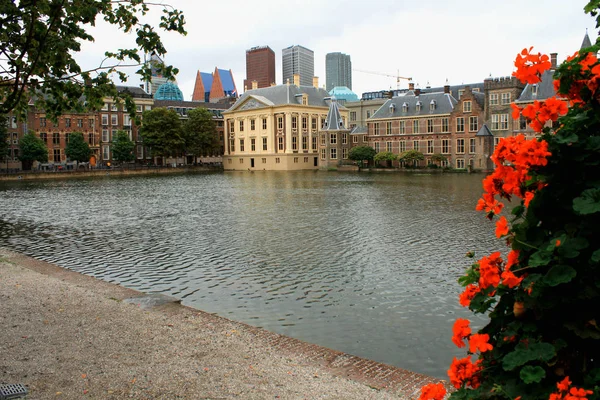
(452, 318), (471, 348)
(550, 393), (563, 400)
(579, 52), (598, 72)
(556, 239), (562, 247)
(501, 269), (523, 289)
(566, 387), (594, 400)
(468, 333), (493, 353)
(418, 382), (447, 400)
(511, 103), (522, 120)
(558, 377), (572, 392)
(513, 47), (552, 84)
(459, 284), (480, 307)
(524, 191), (535, 207)
(495, 216), (509, 238)
(478, 252), (502, 289)
(448, 356), (482, 389)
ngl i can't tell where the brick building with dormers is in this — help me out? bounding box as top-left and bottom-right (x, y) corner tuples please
(319, 98), (352, 168)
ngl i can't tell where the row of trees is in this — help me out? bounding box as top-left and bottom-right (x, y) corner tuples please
(347, 146), (448, 168)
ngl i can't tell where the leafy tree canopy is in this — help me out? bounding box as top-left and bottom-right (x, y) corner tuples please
(348, 145), (376, 161)
(374, 151), (397, 163)
(139, 107), (183, 157)
(0, 1), (186, 121)
(183, 108), (218, 157)
(430, 153), (448, 163)
(18, 132), (48, 165)
(399, 150), (425, 163)
(0, 115), (9, 161)
(65, 132), (91, 162)
(111, 130), (135, 163)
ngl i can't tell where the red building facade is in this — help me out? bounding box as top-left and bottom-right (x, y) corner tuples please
(244, 46), (276, 91)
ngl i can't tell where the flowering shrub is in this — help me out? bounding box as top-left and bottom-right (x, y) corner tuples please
(419, 4), (600, 400)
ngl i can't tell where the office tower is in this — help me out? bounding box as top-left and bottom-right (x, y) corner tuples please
(282, 45), (314, 86)
(244, 46), (276, 91)
(326, 52), (352, 91)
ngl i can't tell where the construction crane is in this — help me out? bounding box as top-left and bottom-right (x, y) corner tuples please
(353, 69), (412, 90)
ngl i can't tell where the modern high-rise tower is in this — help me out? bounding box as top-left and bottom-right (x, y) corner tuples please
(244, 46), (276, 91)
(325, 52), (352, 91)
(282, 45), (314, 86)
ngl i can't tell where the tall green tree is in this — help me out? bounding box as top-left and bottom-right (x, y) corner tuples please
(183, 108), (219, 160)
(348, 146), (376, 166)
(374, 151), (397, 167)
(0, 1), (186, 121)
(65, 132), (91, 163)
(399, 150), (425, 167)
(18, 132), (48, 170)
(139, 108), (184, 157)
(0, 115), (9, 161)
(111, 130), (135, 163)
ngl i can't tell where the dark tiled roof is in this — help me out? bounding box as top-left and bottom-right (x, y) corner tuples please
(154, 100), (230, 109)
(582, 32), (593, 49)
(476, 124), (493, 137)
(322, 100), (347, 131)
(515, 69), (557, 102)
(370, 91), (457, 119)
(350, 126), (368, 134)
(115, 85), (152, 98)
(473, 91), (485, 108)
(227, 84), (331, 111)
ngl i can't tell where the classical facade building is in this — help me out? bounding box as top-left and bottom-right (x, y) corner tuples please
(282, 45), (314, 87)
(244, 46), (276, 91)
(222, 75), (340, 170)
(325, 52), (352, 91)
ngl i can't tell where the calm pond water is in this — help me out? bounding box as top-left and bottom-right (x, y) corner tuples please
(0, 171), (500, 378)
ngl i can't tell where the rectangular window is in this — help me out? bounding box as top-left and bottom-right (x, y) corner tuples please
(374, 123), (380, 135)
(229, 139), (235, 152)
(470, 138), (476, 154)
(294, 157), (299, 163)
(366, 110), (371, 118)
(427, 119), (434, 133)
(278, 136), (284, 151)
(229, 121), (235, 133)
(501, 93), (511, 105)
(263, 137), (268, 151)
(239, 120), (244, 132)
(350, 111), (357, 121)
(456, 138), (465, 154)
(330, 133), (337, 144)
(456, 159), (465, 169)
(40, 132), (47, 143)
(65, 118), (71, 128)
(111, 104), (118, 112)
(441, 118), (449, 133)
(101, 103), (108, 111)
(311, 118), (317, 130)
(302, 117), (307, 130)
(302, 136), (308, 150)
(77, 118), (83, 128)
(136, 105), (143, 113)
(399, 140), (406, 152)
(276, 157), (280, 164)
(88, 132), (94, 145)
(262, 118), (267, 130)
(40, 117), (46, 127)
(321, 134), (326, 146)
(312, 136), (317, 150)
(399, 120), (406, 134)
(330, 148), (337, 159)
(102, 129), (109, 142)
(427, 140), (434, 154)
(239, 139), (245, 152)
(251, 138), (256, 151)
(123, 115), (131, 127)
(292, 136), (298, 150)
(386, 121), (392, 135)
(102, 146), (109, 160)
(490, 94), (498, 105)
(363, 135), (368, 143)
(320, 148), (326, 160)
(492, 114), (500, 130)
(292, 116), (297, 130)
(374, 142), (380, 152)
(469, 116), (478, 132)
(463, 101), (472, 113)
(456, 117), (465, 132)
(53, 132), (60, 145)
(239, 158), (244, 164)
(278, 117), (283, 130)
(342, 148), (348, 159)
(413, 120), (419, 133)
(352, 135), (358, 143)
(413, 140), (419, 151)
(54, 149), (61, 163)
(458, 89), (465, 99)
(442, 139), (450, 154)
(102, 114), (108, 125)
(250, 119), (255, 131)
(500, 114), (509, 130)
(137, 145), (144, 159)
(262, 158), (266, 164)
(519, 115), (527, 130)
(111, 114), (118, 126)
(65, 133), (70, 144)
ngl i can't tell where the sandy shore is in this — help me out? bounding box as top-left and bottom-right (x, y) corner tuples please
(0, 249), (445, 399)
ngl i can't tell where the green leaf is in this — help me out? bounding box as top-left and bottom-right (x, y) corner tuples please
(558, 237), (589, 259)
(573, 188), (600, 215)
(591, 249), (600, 263)
(520, 365), (546, 384)
(554, 131), (579, 144)
(503, 342), (556, 371)
(529, 250), (552, 268)
(544, 265), (577, 287)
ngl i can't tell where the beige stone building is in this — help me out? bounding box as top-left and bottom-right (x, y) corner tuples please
(222, 75), (347, 170)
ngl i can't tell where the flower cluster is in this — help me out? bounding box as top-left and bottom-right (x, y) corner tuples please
(448, 356), (482, 389)
(418, 382), (447, 400)
(511, 97), (568, 133)
(512, 47), (552, 84)
(555, 50), (600, 105)
(549, 377), (593, 400)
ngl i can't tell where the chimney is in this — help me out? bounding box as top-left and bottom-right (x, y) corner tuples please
(408, 81), (415, 91)
(444, 79), (450, 94)
(415, 84), (421, 96)
(252, 80), (258, 90)
(313, 76), (319, 88)
(293, 74), (300, 86)
(550, 53), (558, 69)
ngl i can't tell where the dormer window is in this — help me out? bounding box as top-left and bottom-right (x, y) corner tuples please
(402, 102), (408, 112)
(532, 84), (538, 96)
(430, 100), (436, 111)
(416, 101), (422, 112)
(389, 103), (396, 113)
(302, 94), (308, 105)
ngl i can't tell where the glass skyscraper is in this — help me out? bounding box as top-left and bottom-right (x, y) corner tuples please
(282, 45), (314, 87)
(325, 52), (352, 91)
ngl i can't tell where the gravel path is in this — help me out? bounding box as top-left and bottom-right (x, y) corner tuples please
(0, 250), (445, 399)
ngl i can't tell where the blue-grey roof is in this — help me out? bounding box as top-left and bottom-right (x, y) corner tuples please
(515, 69), (557, 103)
(582, 31), (593, 49)
(476, 124), (493, 137)
(218, 69), (236, 94)
(350, 126), (368, 134)
(329, 86), (359, 102)
(201, 72), (213, 93)
(322, 100), (348, 131)
(227, 84), (331, 112)
(370, 91), (457, 119)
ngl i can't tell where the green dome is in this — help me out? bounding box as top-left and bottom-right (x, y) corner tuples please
(155, 82), (184, 101)
(329, 86), (359, 103)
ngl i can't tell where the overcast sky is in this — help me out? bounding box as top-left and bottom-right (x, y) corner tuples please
(79, 0), (597, 100)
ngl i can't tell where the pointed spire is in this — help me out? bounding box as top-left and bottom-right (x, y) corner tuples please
(322, 98), (346, 131)
(192, 71), (205, 101)
(581, 28), (592, 50)
(209, 67), (224, 102)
